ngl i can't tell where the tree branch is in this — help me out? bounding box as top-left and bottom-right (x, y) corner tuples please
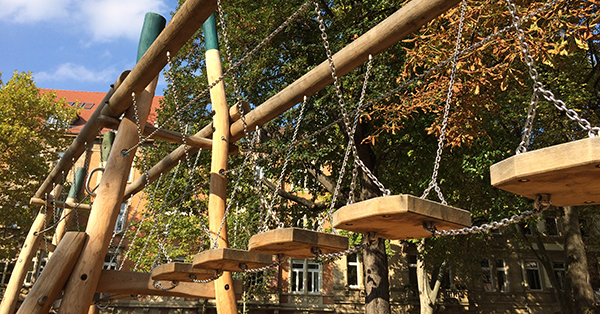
(260, 177), (327, 212)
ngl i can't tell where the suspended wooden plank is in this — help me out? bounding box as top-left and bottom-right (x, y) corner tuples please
(332, 195), (471, 240)
(151, 262), (217, 282)
(192, 248), (273, 272)
(95, 270), (242, 299)
(490, 137), (600, 207)
(248, 228), (348, 259)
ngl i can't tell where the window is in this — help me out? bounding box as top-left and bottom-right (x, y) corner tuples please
(347, 253), (360, 288)
(25, 253), (48, 285)
(525, 261), (542, 290)
(103, 254), (119, 270)
(245, 271), (265, 289)
(408, 255), (418, 295)
(496, 259), (509, 292)
(114, 203), (128, 233)
(481, 259), (494, 292)
(544, 218), (559, 236)
(553, 261), (565, 290)
(290, 259), (320, 294)
(0, 261), (14, 285)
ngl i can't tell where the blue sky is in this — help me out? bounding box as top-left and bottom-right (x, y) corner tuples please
(0, 0), (180, 95)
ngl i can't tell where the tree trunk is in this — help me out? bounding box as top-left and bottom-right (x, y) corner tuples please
(416, 239), (446, 314)
(562, 206), (596, 314)
(356, 120), (391, 314)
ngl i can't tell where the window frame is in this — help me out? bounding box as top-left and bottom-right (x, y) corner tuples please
(481, 258), (494, 292)
(346, 253), (360, 289)
(524, 260), (543, 291)
(289, 259), (321, 294)
(495, 258), (509, 293)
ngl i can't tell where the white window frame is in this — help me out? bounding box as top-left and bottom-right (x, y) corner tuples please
(0, 260), (15, 285)
(524, 260), (543, 291)
(347, 253), (360, 289)
(103, 253), (119, 270)
(481, 258), (494, 292)
(114, 202), (129, 233)
(290, 259), (321, 294)
(495, 258), (509, 293)
(553, 261), (565, 291)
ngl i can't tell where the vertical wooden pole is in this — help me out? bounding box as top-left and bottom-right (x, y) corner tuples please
(53, 167), (86, 246)
(58, 13), (165, 313)
(203, 13), (238, 314)
(0, 185), (62, 314)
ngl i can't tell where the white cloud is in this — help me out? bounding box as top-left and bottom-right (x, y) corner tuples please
(0, 0), (74, 23)
(0, 0), (170, 42)
(79, 0), (168, 42)
(35, 63), (117, 83)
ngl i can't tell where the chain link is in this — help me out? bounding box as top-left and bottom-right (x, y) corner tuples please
(421, 0), (467, 205)
(505, 0), (600, 143)
(153, 280), (179, 290)
(190, 270), (223, 283)
(240, 261), (279, 273)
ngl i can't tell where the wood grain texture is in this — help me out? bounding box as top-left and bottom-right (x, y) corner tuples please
(17, 232), (87, 314)
(490, 137), (600, 206)
(332, 195), (471, 240)
(248, 228), (349, 259)
(151, 262), (217, 282)
(193, 248), (273, 272)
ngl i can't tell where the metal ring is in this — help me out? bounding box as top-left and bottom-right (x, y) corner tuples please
(85, 167), (104, 197)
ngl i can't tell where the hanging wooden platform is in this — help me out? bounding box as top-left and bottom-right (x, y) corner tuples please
(332, 195), (471, 240)
(151, 262), (217, 282)
(192, 248), (273, 272)
(247, 227), (348, 259)
(490, 137), (600, 207)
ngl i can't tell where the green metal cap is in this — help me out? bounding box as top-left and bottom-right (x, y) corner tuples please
(68, 167), (87, 199)
(101, 131), (115, 163)
(203, 13), (219, 51)
(137, 12), (167, 63)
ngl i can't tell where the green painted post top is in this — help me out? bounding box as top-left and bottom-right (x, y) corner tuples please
(137, 12), (167, 63)
(203, 13), (219, 51)
(68, 167), (86, 199)
(101, 131), (115, 163)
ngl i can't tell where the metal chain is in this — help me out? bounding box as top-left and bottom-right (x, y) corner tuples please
(260, 97), (308, 233)
(122, 0), (313, 155)
(153, 280), (179, 291)
(428, 195), (551, 237)
(312, 233), (377, 260)
(505, 0), (600, 141)
(240, 261), (279, 273)
(190, 270), (223, 283)
(421, 0), (468, 205)
(315, 4), (389, 197)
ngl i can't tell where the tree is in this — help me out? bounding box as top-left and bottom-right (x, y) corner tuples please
(0, 71), (79, 259)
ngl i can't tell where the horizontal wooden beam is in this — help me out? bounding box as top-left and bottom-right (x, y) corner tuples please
(123, 0), (462, 199)
(100, 0), (218, 119)
(34, 71), (130, 199)
(38, 238), (57, 252)
(29, 198), (92, 211)
(95, 270), (242, 299)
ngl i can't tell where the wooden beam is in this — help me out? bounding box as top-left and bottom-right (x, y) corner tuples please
(100, 0), (218, 119)
(0, 185), (62, 314)
(29, 198), (92, 211)
(123, 0), (462, 199)
(97, 115), (238, 154)
(53, 167), (87, 246)
(38, 238), (57, 253)
(59, 77), (160, 313)
(34, 72), (129, 199)
(17, 232), (87, 314)
(95, 270), (243, 299)
(203, 13), (238, 314)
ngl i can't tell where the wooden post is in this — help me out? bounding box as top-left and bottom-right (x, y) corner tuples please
(17, 232), (87, 314)
(53, 167), (86, 246)
(58, 13), (165, 313)
(203, 13), (238, 314)
(0, 185), (62, 314)
(122, 0), (463, 198)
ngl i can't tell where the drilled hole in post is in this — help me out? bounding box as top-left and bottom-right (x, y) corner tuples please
(81, 274), (88, 281)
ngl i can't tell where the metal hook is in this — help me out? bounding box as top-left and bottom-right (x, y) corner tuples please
(85, 167), (105, 197)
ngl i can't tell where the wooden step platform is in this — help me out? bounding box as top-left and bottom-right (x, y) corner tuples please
(490, 137), (600, 207)
(151, 262), (216, 282)
(247, 227), (348, 259)
(192, 248), (273, 272)
(332, 195), (471, 240)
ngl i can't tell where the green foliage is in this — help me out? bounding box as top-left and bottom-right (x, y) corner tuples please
(0, 71), (79, 259)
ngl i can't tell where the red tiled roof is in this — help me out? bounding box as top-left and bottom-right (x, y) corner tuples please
(39, 89), (163, 134)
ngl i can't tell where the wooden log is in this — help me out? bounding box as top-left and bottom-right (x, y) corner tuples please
(38, 238), (57, 253)
(203, 13), (238, 314)
(53, 167), (87, 246)
(29, 197), (92, 211)
(0, 185), (62, 314)
(59, 77), (160, 313)
(123, 0), (463, 199)
(248, 228), (348, 259)
(229, 100), (251, 122)
(95, 270), (243, 299)
(97, 115), (238, 154)
(151, 262), (216, 282)
(17, 232), (87, 314)
(100, 0), (218, 119)
(192, 248), (273, 272)
(34, 71), (129, 199)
